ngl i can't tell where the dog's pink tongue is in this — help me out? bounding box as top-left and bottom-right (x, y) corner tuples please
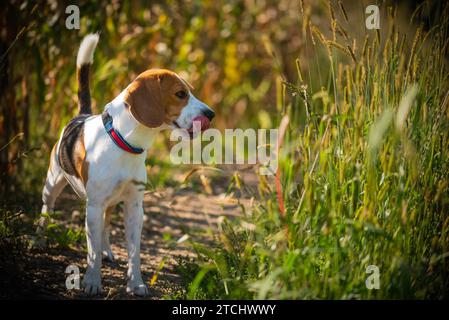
(188, 115), (210, 132)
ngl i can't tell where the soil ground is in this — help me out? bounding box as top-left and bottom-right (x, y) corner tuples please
(0, 166), (259, 299)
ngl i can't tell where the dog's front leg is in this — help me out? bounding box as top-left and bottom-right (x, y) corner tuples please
(124, 197), (148, 296)
(82, 204), (104, 295)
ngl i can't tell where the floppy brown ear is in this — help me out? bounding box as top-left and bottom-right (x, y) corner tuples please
(124, 76), (165, 128)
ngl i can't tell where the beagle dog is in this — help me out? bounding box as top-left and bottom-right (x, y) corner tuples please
(38, 34), (214, 296)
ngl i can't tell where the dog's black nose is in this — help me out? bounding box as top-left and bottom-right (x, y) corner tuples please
(203, 109), (215, 121)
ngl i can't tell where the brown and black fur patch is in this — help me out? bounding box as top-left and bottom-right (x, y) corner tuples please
(57, 114), (90, 183)
(77, 64), (92, 114)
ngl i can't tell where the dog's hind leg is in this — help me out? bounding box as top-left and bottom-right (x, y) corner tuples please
(36, 145), (68, 239)
(82, 204), (104, 295)
(41, 158), (67, 214)
(102, 206), (115, 262)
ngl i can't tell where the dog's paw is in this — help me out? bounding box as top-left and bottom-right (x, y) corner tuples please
(102, 249), (115, 262)
(126, 282), (149, 297)
(82, 274), (103, 296)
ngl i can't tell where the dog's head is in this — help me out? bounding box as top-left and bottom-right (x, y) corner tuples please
(124, 69), (214, 133)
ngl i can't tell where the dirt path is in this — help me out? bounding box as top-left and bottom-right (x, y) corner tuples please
(2, 167), (258, 299)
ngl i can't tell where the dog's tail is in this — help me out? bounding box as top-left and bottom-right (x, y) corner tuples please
(76, 33), (99, 115)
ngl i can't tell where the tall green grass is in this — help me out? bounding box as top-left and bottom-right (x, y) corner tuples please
(179, 2), (449, 299)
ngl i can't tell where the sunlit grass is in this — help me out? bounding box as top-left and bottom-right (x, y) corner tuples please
(178, 2), (449, 299)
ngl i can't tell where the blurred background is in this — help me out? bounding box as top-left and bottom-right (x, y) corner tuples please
(0, 0), (423, 200)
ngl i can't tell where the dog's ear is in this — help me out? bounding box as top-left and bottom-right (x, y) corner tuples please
(124, 75), (165, 128)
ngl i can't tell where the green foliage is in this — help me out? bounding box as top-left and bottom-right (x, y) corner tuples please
(39, 213), (86, 249)
(0, 206), (26, 252)
(179, 2), (449, 299)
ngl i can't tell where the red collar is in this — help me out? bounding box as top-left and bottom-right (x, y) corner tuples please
(102, 110), (144, 154)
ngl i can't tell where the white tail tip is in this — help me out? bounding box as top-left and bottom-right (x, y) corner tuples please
(76, 33), (99, 67)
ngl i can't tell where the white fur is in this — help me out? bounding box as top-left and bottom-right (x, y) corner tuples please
(40, 34), (212, 297)
(76, 33), (99, 67)
(80, 93), (160, 296)
(173, 92), (214, 129)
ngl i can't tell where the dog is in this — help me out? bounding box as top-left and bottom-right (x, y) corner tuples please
(38, 34), (215, 296)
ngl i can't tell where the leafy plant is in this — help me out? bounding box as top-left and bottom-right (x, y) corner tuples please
(39, 213), (86, 249)
(180, 1), (449, 299)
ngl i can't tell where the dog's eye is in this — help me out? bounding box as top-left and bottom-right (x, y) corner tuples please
(175, 90), (188, 99)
